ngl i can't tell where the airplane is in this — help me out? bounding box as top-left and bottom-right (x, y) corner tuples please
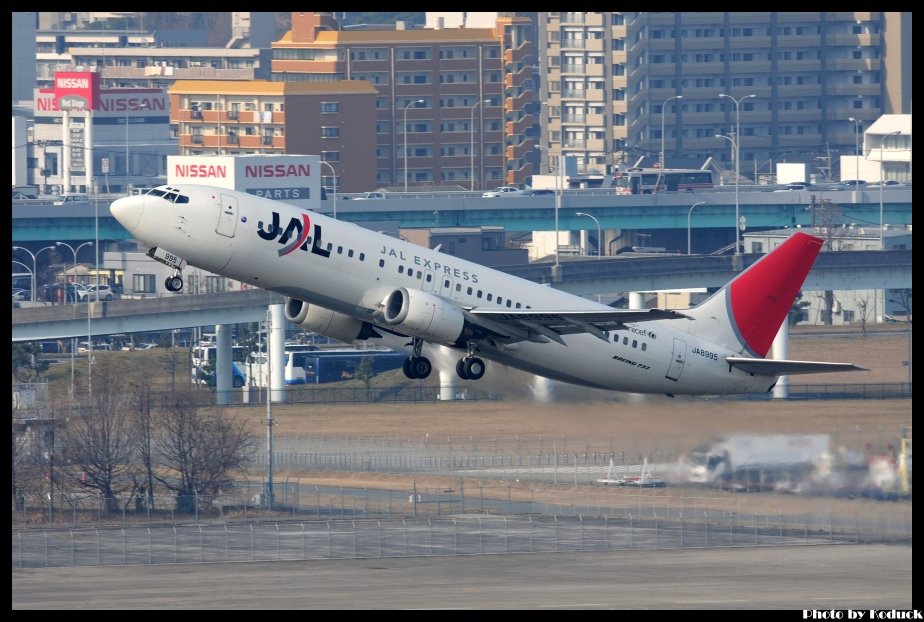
(110, 184), (866, 396)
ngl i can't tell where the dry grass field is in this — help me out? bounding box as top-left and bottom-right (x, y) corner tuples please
(34, 326), (911, 521)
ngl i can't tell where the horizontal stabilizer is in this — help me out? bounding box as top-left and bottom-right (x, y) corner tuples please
(725, 357), (869, 376)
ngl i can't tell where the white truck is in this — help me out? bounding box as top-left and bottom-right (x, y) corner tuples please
(686, 433), (831, 491)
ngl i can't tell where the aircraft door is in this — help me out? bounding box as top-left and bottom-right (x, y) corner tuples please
(216, 194), (239, 238)
(423, 270), (439, 293)
(665, 338), (687, 381)
(439, 275), (455, 300)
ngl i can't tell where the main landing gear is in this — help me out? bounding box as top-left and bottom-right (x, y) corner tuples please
(402, 337), (433, 380)
(456, 342), (486, 380)
(164, 270), (184, 292)
(401, 339), (487, 381)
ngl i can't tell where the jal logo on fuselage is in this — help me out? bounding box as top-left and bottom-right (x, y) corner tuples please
(257, 211), (330, 258)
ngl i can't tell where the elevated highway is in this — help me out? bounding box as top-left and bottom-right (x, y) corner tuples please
(12, 249), (912, 342)
(12, 186), (912, 242)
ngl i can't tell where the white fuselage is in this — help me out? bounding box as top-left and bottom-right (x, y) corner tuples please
(111, 186), (776, 395)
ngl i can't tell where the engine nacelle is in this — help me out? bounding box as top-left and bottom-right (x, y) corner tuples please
(284, 298), (378, 343)
(381, 287), (465, 345)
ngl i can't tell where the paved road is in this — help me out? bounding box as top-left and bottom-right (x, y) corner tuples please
(13, 544), (911, 610)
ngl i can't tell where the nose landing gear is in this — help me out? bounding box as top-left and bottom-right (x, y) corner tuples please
(165, 271), (184, 292)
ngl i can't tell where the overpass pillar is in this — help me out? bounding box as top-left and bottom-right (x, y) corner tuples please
(215, 324), (234, 405)
(771, 320), (790, 399)
(270, 304), (287, 403)
(628, 291), (645, 310)
(437, 345), (457, 401)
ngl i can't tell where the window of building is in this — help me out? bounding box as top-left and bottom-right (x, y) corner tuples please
(133, 273), (156, 294)
(322, 126), (340, 138)
(321, 102), (339, 113)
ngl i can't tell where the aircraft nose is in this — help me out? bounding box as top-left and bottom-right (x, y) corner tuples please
(109, 195), (144, 233)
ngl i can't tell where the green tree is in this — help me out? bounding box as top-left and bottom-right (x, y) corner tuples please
(12, 343), (49, 382)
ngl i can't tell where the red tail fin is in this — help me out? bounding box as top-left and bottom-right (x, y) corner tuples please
(729, 232), (822, 356)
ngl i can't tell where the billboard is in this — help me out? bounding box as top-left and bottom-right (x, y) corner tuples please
(167, 155), (321, 210)
(53, 72), (101, 111)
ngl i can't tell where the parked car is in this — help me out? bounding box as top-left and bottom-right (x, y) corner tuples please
(841, 179), (867, 187)
(524, 189), (555, 196)
(867, 179), (904, 187)
(775, 182), (811, 192)
(482, 186), (524, 198)
(77, 284), (117, 301)
(53, 193), (89, 206)
(352, 191), (388, 200)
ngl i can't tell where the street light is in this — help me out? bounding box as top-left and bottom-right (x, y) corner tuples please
(575, 212), (602, 259)
(718, 93), (756, 255)
(403, 99), (425, 193)
(56, 241), (94, 304)
(125, 102), (150, 189)
(469, 99), (490, 192)
(13, 245), (55, 304)
(660, 94), (683, 171)
(319, 160), (337, 219)
(687, 201), (706, 255)
(715, 133), (740, 254)
(536, 144), (561, 268)
(56, 240), (93, 396)
(879, 130), (902, 250)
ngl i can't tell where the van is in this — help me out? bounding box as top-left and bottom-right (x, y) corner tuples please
(53, 193), (89, 206)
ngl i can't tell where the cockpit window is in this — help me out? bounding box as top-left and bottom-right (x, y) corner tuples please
(175, 194), (189, 203)
(164, 192), (179, 202)
(147, 189), (168, 198)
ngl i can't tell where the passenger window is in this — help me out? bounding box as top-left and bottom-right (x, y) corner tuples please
(426, 274), (432, 283)
(467, 287), (473, 295)
(326, 243), (333, 251)
(487, 293), (493, 301)
(506, 300), (512, 307)
(632, 340), (638, 348)
(348, 249), (354, 257)
(623, 337), (628, 345)
(515, 302), (521, 308)
(337, 246), (343, 254)
(455, 283), (461, 291)
(359, 253), (365, 261)
(378, 259), (385, 267)
(641, 343), (647, 351)
(497, 296), (503, 305)
(416, 271), (422, 279)
(399, 266), (405, 274)
(476, 290), (483, 298)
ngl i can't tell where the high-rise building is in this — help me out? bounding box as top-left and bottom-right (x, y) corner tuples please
(269, 12), (539, 190)
(537, 12), (912, 182)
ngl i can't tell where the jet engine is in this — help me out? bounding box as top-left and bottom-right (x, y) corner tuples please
(380, 287), (465, 345)
(284, 298), (380, 343)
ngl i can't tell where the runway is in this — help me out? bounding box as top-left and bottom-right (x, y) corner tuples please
(12, 544), (912, 610)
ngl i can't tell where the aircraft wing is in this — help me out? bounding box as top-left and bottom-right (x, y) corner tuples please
(725, 357), (868, 376)
(465, 308), (688, 345)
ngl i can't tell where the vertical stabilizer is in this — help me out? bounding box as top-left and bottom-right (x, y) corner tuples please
(685, 232), (823, 357)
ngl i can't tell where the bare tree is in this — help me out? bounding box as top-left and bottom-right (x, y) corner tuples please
(154, 399), (256, 514)
(60, 359), (139, 512)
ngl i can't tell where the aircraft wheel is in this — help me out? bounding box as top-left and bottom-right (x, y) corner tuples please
(410, 357), (432, 380)
(402, 357), (417, 379)
(464, 357), (486, 380)
(165, 276), (184, 292)
(456, 358), (470, 380)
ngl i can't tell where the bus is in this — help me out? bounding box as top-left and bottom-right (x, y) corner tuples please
(248, 347), (406, 386)
(618, 168), (715, 194)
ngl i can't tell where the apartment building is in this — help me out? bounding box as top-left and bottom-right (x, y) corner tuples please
(269, 12), (540, 190)
(169, 79), (379, 192)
